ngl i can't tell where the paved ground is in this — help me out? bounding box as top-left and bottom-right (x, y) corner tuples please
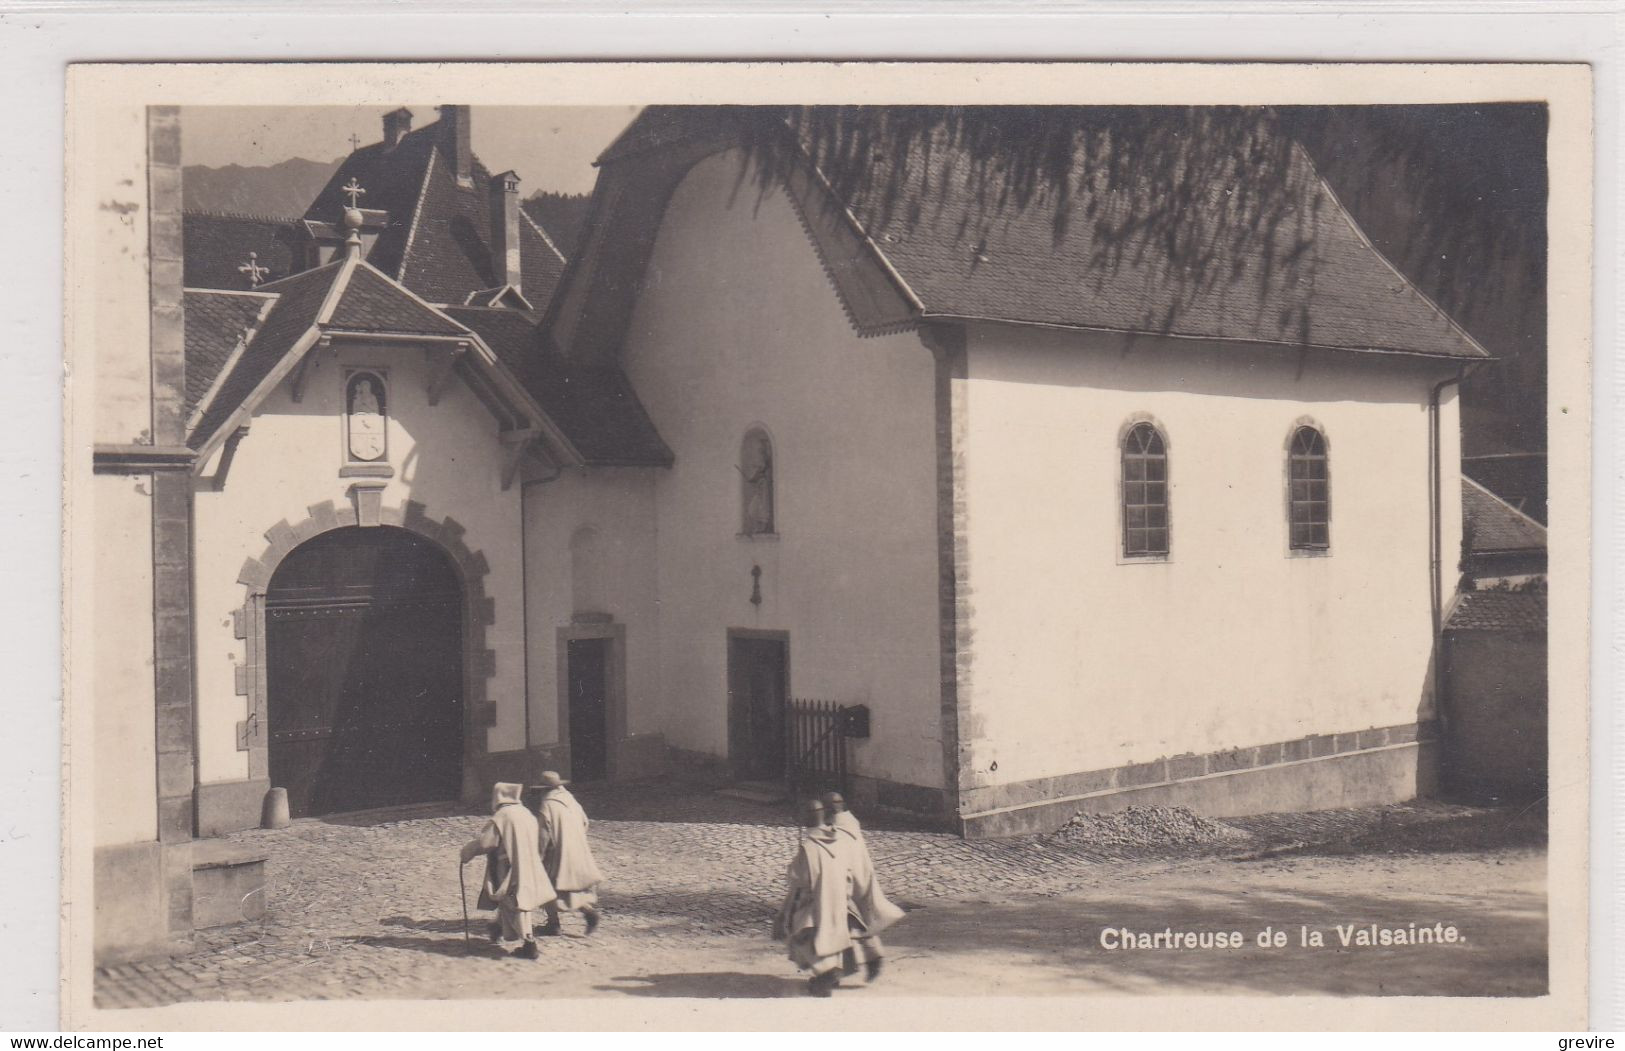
(95, 782), (1547, 1006)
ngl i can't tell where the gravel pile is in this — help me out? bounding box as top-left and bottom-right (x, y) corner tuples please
(1047, 805), (1254, 848)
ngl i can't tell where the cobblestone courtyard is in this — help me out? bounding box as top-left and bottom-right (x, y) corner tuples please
(95, 782), (1548, 1007)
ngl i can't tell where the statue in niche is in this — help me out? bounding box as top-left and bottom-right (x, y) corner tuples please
(739, 429), (774, 535)
(347, 373), (387, 462)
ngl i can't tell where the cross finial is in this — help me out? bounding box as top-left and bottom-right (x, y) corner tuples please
(349, 132), (361, 151)
(342, 177), (367, 209)
(237, 251), (269, 288)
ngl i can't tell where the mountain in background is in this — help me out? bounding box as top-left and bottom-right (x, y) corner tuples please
(523, 191), (592, 260)
(183, 157), (343, 218)
(184, 157), (595, 264)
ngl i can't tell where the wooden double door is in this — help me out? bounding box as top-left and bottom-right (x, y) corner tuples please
(266, 527), (464, 818)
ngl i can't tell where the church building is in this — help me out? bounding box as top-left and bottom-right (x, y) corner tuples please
(84, 104), (1484, 961)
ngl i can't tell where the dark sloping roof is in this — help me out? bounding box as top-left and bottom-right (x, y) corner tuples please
(183, 212), (304, 290)
(328, 265), (469, 336)
(528, 361), (675, 467)
(305, 130), (437, 280)
(1446, 590), (1546, 633)
(560, 107), (1487, 363)
(440, 305), (540, 374)
(443, 306), (673, 467)
(189, 262), (343, 449)
(306, 119), (568, 311)
(519, 210), (568, 308)
(183, 289), (274, 414)
(1463, 477), (1547, 554)
(831, 115), (1487, 359)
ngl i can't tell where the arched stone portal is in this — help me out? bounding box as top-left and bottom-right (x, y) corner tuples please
(225, 499), (500, 824)
(265, 526), (463, 817)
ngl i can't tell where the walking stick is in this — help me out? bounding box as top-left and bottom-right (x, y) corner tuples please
(458, 859), (472, 951)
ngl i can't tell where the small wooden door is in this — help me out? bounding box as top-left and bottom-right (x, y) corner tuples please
(266, 527), (463, 818)
(727, 634), (788, 781)
(566, 638), (610, 782)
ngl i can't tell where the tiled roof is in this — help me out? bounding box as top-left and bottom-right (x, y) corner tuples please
(306, 120), (568, 311)
(580, 107), (1487, 361)
(1463, 477), (1547, 554)
(189, 262), (343, 449)
(1445, 590), (1547, 633)
(440, 305), (540, 374)
(835, 118), (1487, 359)
(182, 212), (304, 290)
(182, 289), (274, 414)
(327, 265), (468, 336)
(443, 306), (673, 467)
(519, 210), (568, 307)
(305, 130), (437, 280)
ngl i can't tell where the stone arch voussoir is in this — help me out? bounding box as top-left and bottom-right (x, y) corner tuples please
(233, 498), (498, 799)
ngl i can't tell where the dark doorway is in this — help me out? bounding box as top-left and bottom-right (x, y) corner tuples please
(727, 633), (789, 782)
(566, 637), (610, 782)
(266, 527), (463, 818)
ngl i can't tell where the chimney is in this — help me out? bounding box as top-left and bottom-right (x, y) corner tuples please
(489, 171), (522, 288)
(382, 107), (413, 149)
(437, 104), (473, 186)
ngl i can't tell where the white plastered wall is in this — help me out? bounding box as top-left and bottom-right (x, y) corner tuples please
(618, 148), (946, 791)
(521, 467), (661, 747)
(958, 322), (1465, 790)
(191, 341), (527, 785)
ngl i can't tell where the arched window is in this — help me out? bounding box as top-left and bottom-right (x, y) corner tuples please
(739, 429), (775, 536)
(1288, 425), (1330, 550)
(1122, 422), (1169, 558)
(345, 371), (388, 463)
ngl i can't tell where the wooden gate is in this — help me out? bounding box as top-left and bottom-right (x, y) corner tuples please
(266, 527), (464, 818)
(785, 698), (863, 799)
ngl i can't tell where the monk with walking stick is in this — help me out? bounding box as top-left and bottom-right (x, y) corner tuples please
(459, 782), (555, 959)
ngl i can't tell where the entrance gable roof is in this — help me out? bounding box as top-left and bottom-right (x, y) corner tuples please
(327, 264), (470, 336)
(189, 260), (342, 451)
(183, 287), (277, 416)
(185, 255), (585, 469)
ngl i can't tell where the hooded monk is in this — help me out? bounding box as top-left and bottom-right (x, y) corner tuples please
(823, 791), (904, 981)
(460, 782), (555, 959)
(533, 771), (604, 936)
(774, 798), (878, 996)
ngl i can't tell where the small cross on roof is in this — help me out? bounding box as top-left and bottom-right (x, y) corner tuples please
(349, 132), (362, 151)
(342, 177), (367, 209)
(237, 251), (269, 288)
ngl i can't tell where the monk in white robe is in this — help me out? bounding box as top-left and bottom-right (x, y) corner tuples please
(459, 782), (554, 959)
(774, 798), (871, 996)
(533, 771), (604, 936)
(823, 791), (904, 981)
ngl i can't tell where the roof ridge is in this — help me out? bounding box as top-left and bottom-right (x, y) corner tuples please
(185, 289), (278, 437)
(183, 286), (278, 298)
(315, 253), (359, 326)
(183, 208), (304, 225)
(256, 257), (344, 292)
(1290, 138), (1492, 361)
(396, 144), (438, 285)
(520, 207), (568, 266)
(1464, 475), (1549, 537)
